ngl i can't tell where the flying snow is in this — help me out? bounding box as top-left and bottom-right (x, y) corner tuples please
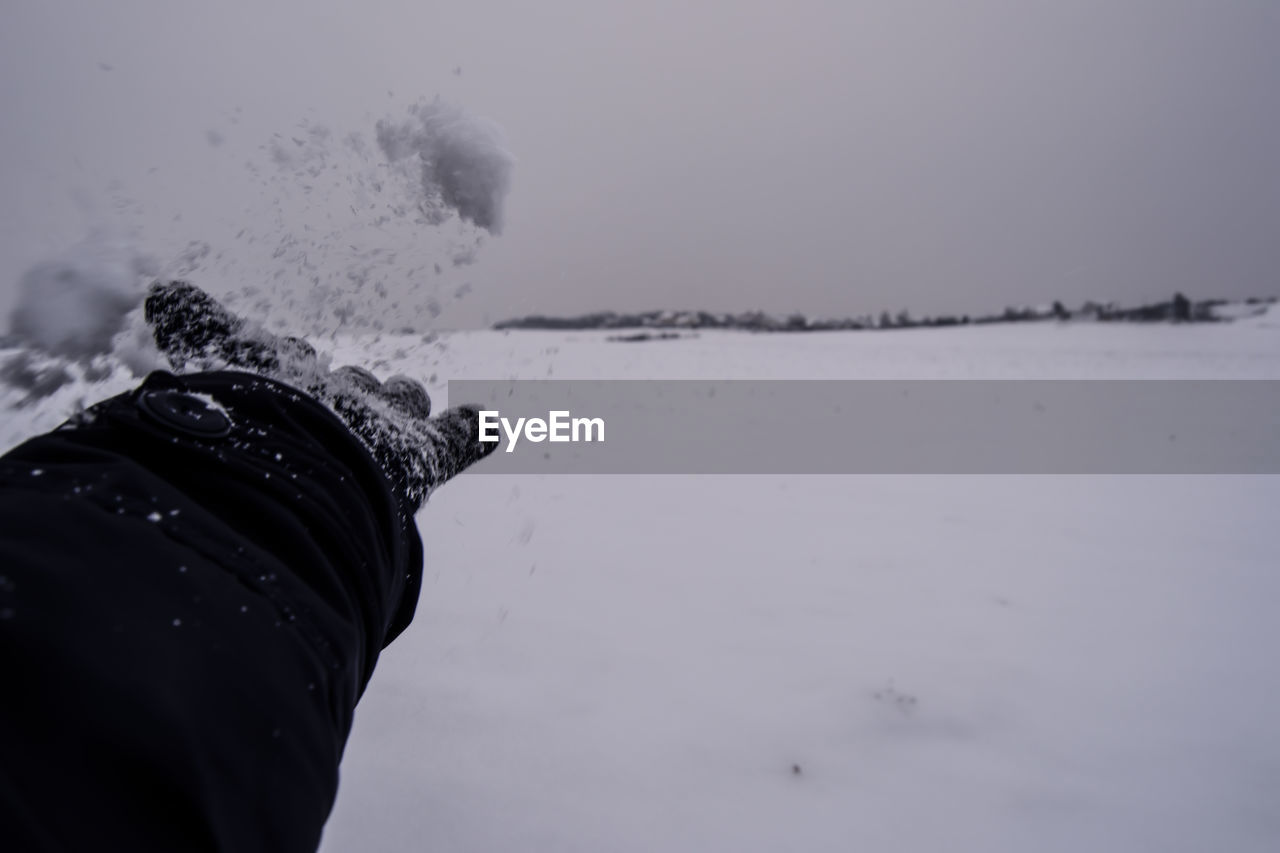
(2, 95), (515, 381)
(7, 234), (154, 360)
(375, 99), (514, 236)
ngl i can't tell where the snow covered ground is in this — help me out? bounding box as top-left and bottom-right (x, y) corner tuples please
(325, 316), (1278, 852)
(4, 313), (1279, 851)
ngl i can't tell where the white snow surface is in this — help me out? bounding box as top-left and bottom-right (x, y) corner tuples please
(3, 318), (1279, 852)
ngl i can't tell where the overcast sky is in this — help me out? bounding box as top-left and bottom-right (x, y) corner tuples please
(2, 0), (1278, 328)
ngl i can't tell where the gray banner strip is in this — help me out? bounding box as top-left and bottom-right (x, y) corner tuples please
(447, 380), (1280, 474)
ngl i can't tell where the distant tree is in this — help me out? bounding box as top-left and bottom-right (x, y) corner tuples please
(1052, 300), (1069, 320)
(1172, 292), (1191, 322)
(879, 310), (894, 329)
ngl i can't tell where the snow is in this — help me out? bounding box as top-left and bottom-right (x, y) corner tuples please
(353, 475), (1279, 853)
(7, 233), (154, 360)
(1, 96), (512, 348)
(1210, 301), (1275, 323)
(311, 324), (1280, 853)
(3, 318), (1279, 851)
(375, 99), (514, 236)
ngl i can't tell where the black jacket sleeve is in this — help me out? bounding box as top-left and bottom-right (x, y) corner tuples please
(0, 370), (424, 853)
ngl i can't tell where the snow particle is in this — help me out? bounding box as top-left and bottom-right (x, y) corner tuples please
(172, 618), (182, 627)
(146, 511), (163, 522)
(30, 468), (44, 477)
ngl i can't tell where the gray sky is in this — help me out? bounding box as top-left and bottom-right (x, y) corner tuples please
(2, 0), (1278, 329)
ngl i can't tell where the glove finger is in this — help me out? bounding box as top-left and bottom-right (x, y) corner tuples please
(419, 404), (497, 490)
(144, 280), (243, 364)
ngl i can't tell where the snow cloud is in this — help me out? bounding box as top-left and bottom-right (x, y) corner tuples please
(8, 234), (154, 360)
(376, 99), (514, 235)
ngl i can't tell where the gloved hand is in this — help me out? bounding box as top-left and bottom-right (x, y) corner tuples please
(144, 280), (494, 508)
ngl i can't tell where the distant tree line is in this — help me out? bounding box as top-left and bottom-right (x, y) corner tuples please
(493, 293), (1275, 333)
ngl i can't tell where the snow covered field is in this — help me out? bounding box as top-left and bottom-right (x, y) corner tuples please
(4, 314), (1279, 851)
(330, 317), (1277, 852)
